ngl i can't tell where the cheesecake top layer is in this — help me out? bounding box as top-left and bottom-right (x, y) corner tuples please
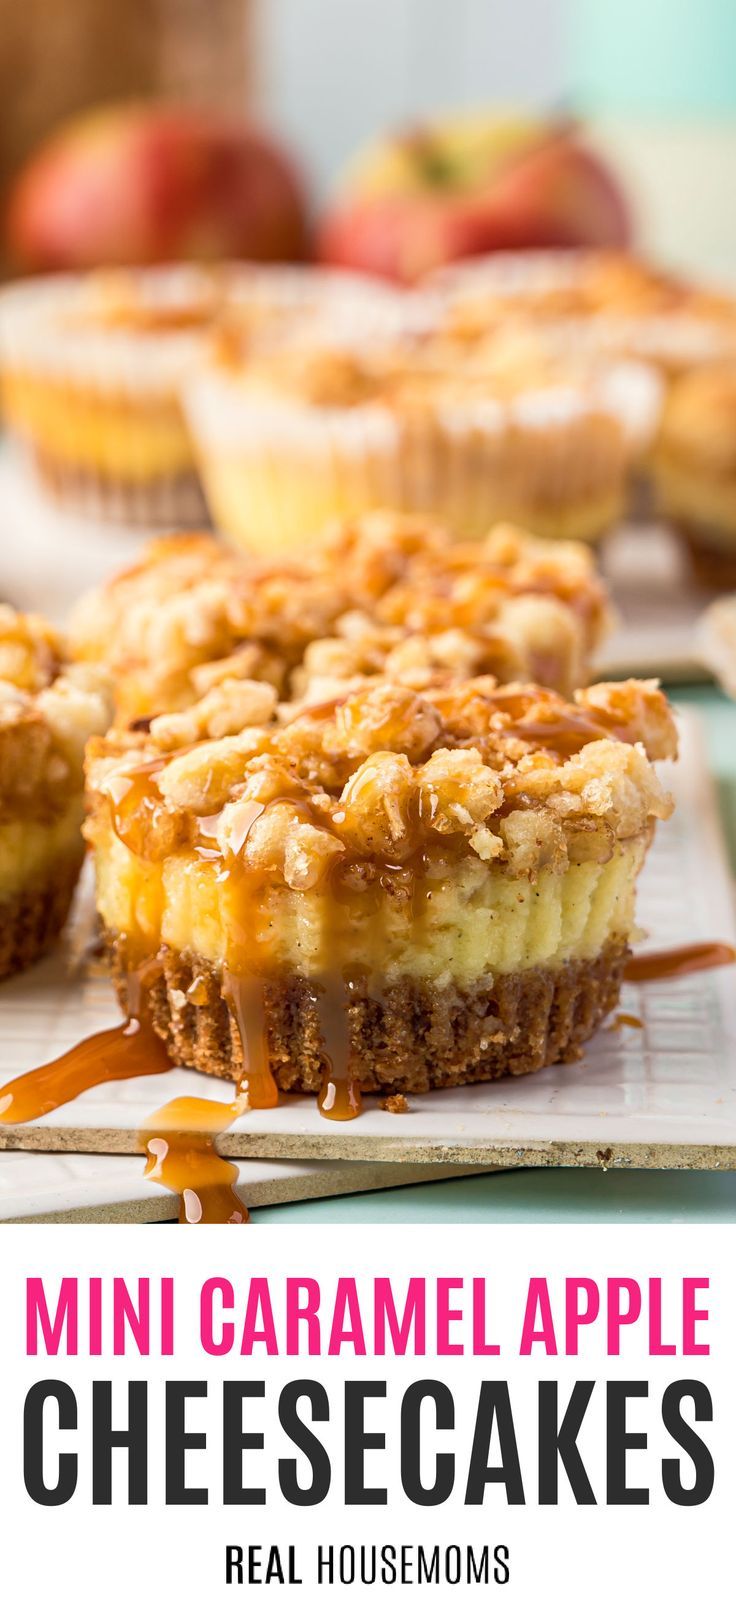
(86, 674), (676, 886)
(0, 265), (406, 388)
(70, 513), (610, 720)
(210, 322), (642, 432)
(428, 248), (736, 332)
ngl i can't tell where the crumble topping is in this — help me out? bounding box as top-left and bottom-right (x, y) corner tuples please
(0, 603), (61, 692)
(86, 675), (676, 884)
(70, 513), (610, 719)
(0, 606), (111, 812)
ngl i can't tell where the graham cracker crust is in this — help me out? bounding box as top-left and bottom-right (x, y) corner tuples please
(0, 853), (83, 981)
(107, 933), (628, 1093)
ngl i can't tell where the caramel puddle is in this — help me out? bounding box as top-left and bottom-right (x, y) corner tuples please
(139, 1094), (249, 1224)
(0, 955), (366, 1227)
(624, 941), (736, 983)
(318, 1076), (363, 1121)
(0, 1018), (172, 1125)
(611, 1012), (644, 1032)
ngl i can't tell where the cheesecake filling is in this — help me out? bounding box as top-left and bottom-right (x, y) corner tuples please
(94, 825), (646, 987)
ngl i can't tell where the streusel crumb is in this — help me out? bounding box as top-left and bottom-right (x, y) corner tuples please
(71, 512), (610, 720)
(87, 675), (676, 883)
(0, 607), (111, 812)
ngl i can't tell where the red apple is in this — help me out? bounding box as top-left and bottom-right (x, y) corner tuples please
(6, 102), (310, 272)
(318, 114), (631, 284)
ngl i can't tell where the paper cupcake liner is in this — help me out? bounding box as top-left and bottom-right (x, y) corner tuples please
(0, 265), (409, 391)
(24, 444), (209, 528)
(0, 273), (208, 521)
(0, 266), (413, 527)
(185, 366), (631, 553)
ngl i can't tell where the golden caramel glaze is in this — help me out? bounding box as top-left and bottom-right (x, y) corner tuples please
(624, 942), (736, 983)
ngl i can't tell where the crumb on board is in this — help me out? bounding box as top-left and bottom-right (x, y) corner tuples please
(380, 1093), (410, 1114)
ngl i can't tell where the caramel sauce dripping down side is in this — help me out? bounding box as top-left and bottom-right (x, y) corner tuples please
(140, 1095), (249, 1225)
(624, 942), (736, 983)
(315, 975), (363, 1121)
(223, 973), (279, 1109)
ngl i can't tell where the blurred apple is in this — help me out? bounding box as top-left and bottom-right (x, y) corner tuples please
(6, 103), (309, 271)
(318, 113), (631, 283)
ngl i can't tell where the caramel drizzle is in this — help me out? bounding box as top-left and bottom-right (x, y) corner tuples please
(315, 975), (363, 1122)
(97, 685), (638, 1147)
(140, 1094), (249, 1224)
(223, 972), (279, 1109)
(624, 942), (736, 983)
(610, 1012), (644, 1032)
(0, 1016), (172, 1125)
(0, 990), (255, 1223)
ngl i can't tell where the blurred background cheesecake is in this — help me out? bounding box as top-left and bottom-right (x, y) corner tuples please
(1, 0), (735, 619)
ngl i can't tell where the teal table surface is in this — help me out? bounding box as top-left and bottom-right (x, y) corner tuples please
(252, 685), (736, 1225)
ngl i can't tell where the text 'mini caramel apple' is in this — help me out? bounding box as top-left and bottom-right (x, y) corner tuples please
(84, 671), (677, 1110)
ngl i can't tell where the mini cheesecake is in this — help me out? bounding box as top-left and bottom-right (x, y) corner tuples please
(0, 264), (401, 526)
(69, 512), (611, 722)
(0, 605), (111, 979)
(183, 329), (651, 553)
(652, 360), (736, 587)
(85, 673), (676, 1095)
(427, 249), (736, 378)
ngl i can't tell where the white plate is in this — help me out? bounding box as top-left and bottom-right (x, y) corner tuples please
(0, 711), (734, 1169)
